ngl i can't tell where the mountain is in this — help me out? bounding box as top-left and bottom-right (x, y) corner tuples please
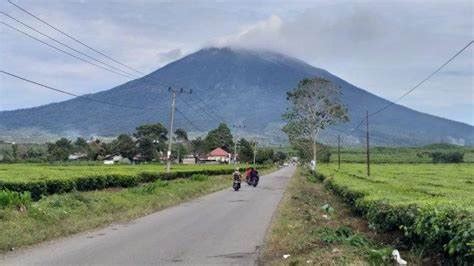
(0, 47), (473, 145)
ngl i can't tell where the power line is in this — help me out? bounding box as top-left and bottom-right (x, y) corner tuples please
(0, 11), (137, 78)
(0, 70), (147, 110)
(6, 0), (232, 128)
(175, 107), (205, 132)
(7, 0), (144, 75)
(1, 21), (135, 79)
(353, 40), (473, 130)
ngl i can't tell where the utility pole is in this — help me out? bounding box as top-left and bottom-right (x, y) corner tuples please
(366, 110), (370, 176)
(232, 124), (245, 167)
(337, 135), (341, 170)
(166, 87), (192, 173)
(252, 139), (257, 166)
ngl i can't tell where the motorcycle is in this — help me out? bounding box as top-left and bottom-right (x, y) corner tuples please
(249, 174), (259, 187)
(232, 174), (241, 191)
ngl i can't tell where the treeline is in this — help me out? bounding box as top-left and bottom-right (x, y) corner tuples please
(0, 123), (287, 164)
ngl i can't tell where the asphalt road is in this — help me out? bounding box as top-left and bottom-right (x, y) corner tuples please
(1, 166), (295, 266)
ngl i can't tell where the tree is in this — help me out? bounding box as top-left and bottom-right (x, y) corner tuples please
(172, 143), (188, 163)
(283, 78), (348, 172)
(47, 138), (74, 161)
(204, 123), (234, 152)
(273, 151), (288, 164)
(134, 124), (168, 143)
(110, 134), (136, 159)
(134, 123), (168, 161)
(237, 138), (254, 163)
(174, 128), (188, 142)
(190, 137), (207, 156)
(136, 137), (157, 161)
(87, 139), (107, 160)
(11, 143), (18, 162)
(255, 148), (274, 164)
(74, 137), (88, 153)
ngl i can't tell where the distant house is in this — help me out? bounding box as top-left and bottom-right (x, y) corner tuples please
(68, 152), (87, 161)
(103, 155), (131, 165)
(182, 154), (197, 165)
(206, 148), (231, 163)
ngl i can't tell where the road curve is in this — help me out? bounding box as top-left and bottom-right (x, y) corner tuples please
(1, 166), (295, 266)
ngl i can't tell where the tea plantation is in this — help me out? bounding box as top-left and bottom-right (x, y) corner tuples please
(0, 164), (250, 199)
(317, 163), (473, 264)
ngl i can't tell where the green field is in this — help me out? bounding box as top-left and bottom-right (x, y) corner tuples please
(0, 163), (264, 199)
(319, 163), (474, 211)
(328, 145), (474, 163)
(0, 163), (237, 182)
(316, 163), (474, 263)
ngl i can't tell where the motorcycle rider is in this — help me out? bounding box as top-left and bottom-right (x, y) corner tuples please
(249, 167), (259, 186)
(232, 168), (242, 191)
(245, 167), (252, 183)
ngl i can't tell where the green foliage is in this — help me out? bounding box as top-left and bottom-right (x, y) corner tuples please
(272, 151), (288, 164)
(174, 128), (188, 141)
(316, 226), (371, 248)
(283, 78), (348, 166)
(73, 137), (88, 152)
(255, 147), (274, 164)
(47, 138), (74, 161)
(110, 134), (136, 159)
(290, 139), (331, 163)
(0, 164), (270, 199)
(428, 151), (464, 163)
(0, 190), (31, 209)
(237, 138), (253, 162)
(330, 145), (474, 164)
(134, 123), (168, 161)
(317, 163), (474, 264)
(190, 137), (207, 156)
(171, 143), (188, 162)
(190, 174), (209, 181)
(204, 123), (234, 152)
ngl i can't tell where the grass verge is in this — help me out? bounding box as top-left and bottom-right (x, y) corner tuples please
(0, 174), (231, 252)
(260, 168), (424, 265)
(0, 166), (277, 252)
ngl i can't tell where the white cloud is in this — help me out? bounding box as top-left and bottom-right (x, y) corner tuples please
(0, 0), (472, 124)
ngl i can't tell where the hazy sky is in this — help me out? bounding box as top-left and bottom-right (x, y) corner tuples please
(1, 0), (473, 124)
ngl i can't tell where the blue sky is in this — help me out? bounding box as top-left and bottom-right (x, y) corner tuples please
(1, 0), (473, 125)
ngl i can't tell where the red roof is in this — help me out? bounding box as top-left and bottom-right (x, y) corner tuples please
(208, 147), (230, 157)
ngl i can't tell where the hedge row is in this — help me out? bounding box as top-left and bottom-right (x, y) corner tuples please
(313, 171), (473, 265)
(0, 168), (238, 200)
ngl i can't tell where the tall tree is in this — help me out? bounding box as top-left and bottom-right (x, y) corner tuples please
(204, 123), (234, 152)
(237, 138), (253, 163)
(283, 78), (348, 172)
(47, 138), (74, 161)
(111, 134), (136, 159)
(134, 124), (168, 143)
(74, 137), (88, 153)
(134, 123), (168, 161)
(174, 128), (188, 142)
(190, 137), (207, 156)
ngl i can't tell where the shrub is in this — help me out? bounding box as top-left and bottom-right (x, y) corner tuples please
(190, 174), (208, 181)
(0, 166), (273, 199)
(428, 151), (464, 163)
(0, 190), (31, 209)
(318, 172), (473, 264)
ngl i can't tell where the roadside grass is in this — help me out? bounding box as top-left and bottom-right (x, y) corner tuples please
(0, 174), (230, 252)
(260, 168), (422, 266)
(0, 166), (277, 252)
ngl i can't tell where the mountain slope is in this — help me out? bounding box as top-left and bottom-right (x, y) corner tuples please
(0, 47), (473, 145)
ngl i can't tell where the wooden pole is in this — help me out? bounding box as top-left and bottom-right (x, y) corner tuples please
(366, 110), (370, 176)
(337, 135), (341, 170)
